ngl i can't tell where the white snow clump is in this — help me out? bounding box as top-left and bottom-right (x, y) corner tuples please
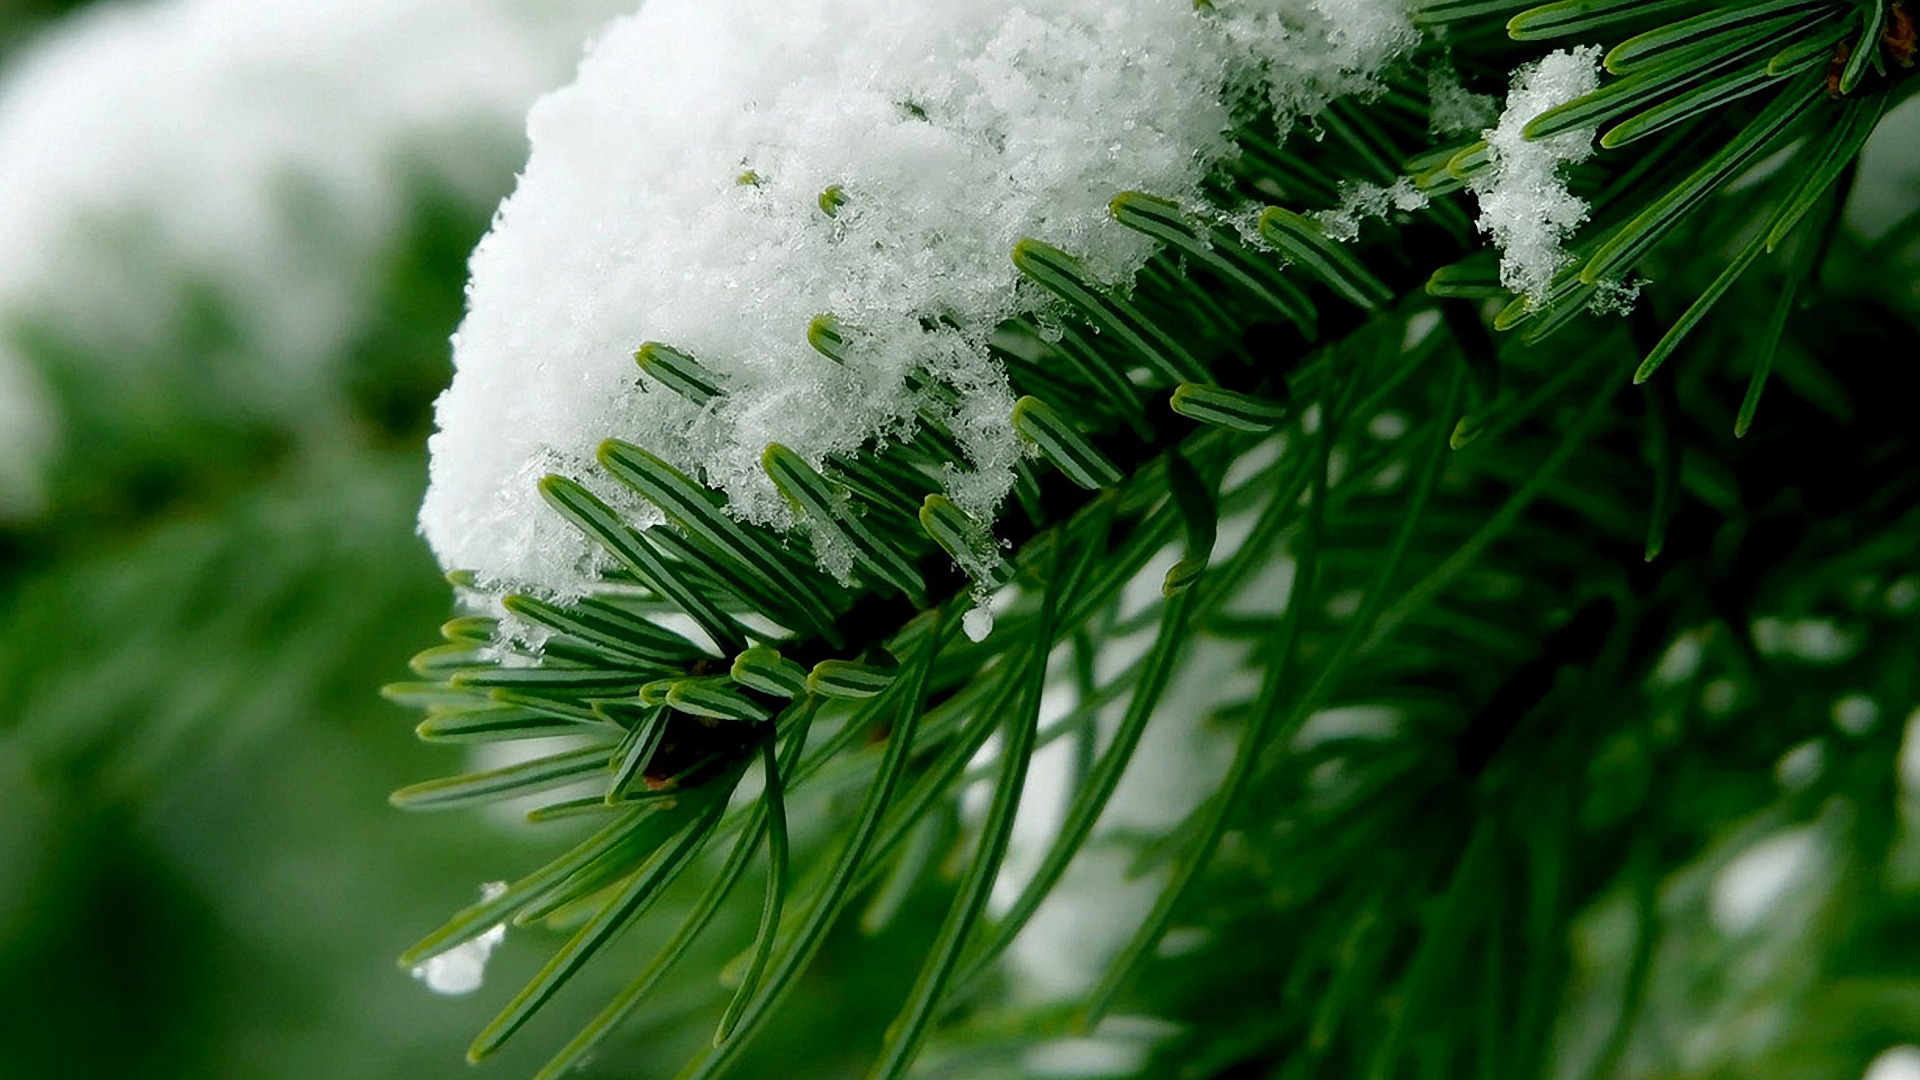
(1469, 46), (1603, 304)
(420, 0), (1420, 595)
(0, 0), (629, 521)
(410, 881), (509, 995)
(1427, 63), (1497, 136)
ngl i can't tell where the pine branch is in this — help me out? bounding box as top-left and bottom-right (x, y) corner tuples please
(385, 3), (1920, 1077)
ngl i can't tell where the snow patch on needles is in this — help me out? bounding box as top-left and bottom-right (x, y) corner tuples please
(410, 881), (509, 995)
(420, 0), (1419, 594)
(1469, 47), (1603, 304)
(1316, 177), (1428, 242)
(0, 0), (626, 520)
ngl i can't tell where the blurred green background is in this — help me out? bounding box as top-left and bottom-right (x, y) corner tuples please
(0, 3), (623, 1076)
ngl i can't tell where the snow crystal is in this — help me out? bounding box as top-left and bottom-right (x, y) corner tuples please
(1585, 276), (1642, 315)
(420, 0), (1419, 594)
(1217, 0), (1422, 125)
(410, 881), (509, 995)
(0, 0), (628, 520)
(1427, 63), (1496, 136)
(1469, 47), (1603, 304)
(1315, 176), (1428, 242)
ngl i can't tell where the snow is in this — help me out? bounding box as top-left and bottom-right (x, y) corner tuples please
(1316, 176), (1429, 242)
(0, 359), (51, 519)
(1709, 827), (1818, 936)
(998, 632), (1245, 999)
(1469, 47), (1603, 304)
(1428, 64), (1497, 137)
(0, 0), (630, 521)
(1752, 616), (1858, 662)
(963, 606), (997, 644)
(419, 0), (1419, 595)
(1832, 693), (1880, 736)
(410, 881), (509, 995)
(1865, 1047), (1920, 1080)
(1216, 0), (1421, 125)
(1849, 97), (1920, 241)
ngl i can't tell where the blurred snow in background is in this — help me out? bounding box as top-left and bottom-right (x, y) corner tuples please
(0, 0), (629, 519)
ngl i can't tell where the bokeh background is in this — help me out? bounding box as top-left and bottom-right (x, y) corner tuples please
(4, 2), (1920, 1080)
(0, 2), (679, 1076)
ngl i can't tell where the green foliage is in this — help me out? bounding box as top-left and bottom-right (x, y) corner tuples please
(386, 3), (1920, 1079)
(0, 141), (582, 1080)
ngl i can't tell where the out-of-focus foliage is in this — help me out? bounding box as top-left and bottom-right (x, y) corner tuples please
(0, 193), (510, 1080)
(0, 0), (81, 52)
(0, 5), (551, 1072)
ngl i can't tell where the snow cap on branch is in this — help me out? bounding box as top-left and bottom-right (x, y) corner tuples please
(420, 0), (1420, 595)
